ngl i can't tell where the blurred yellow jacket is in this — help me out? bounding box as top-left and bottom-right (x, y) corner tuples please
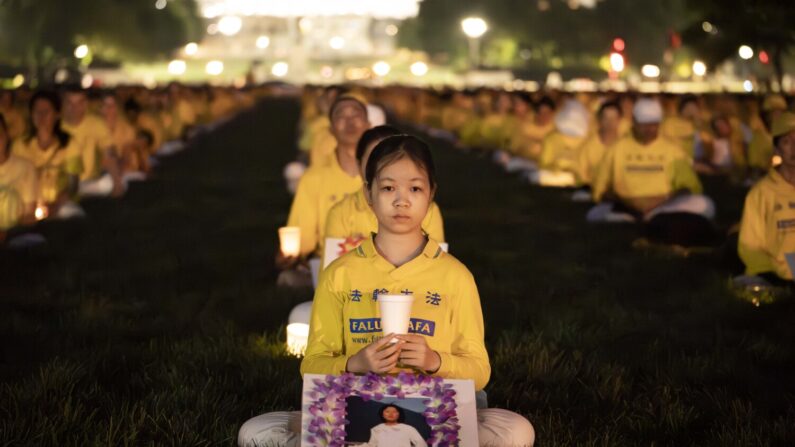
(0, 155), (37, 229)
(62, 114), (112, 181)
(539, 132), (586, 173)
(12, 137), (82, 203)
(286, 156), (361, 257)
(738, 169), (795, 279)
(592, 135), (702, 202)
(748, 129), (774, 171)
(300, 237), (491, 390)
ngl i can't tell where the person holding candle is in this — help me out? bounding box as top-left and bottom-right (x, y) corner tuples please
(0, 114), (38, 237)
(276, 94), (371, 285)
(323, 125), (445, 268)
(12, 90), (83, 215)
(241, 135), (534, 447)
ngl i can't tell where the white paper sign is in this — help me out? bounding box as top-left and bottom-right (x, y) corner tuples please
(301, 373), (478, 446)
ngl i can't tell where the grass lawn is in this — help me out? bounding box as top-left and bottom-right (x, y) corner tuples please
(1, 98), (794, 446)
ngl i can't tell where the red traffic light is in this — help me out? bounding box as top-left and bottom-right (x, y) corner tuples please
(612, 38), (625, 52)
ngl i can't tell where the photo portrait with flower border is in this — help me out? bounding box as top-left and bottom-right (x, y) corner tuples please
(301, 372), (478, 446)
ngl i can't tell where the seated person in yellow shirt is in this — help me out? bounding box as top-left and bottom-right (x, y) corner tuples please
(588, 98), (717, 247)
(324, 125), (445, 266)
(529, 99), (589, 187)
(276, 95), (371, 285)
(509, 95), (556, 162)
(62, 87), (124, 196)
(748, 94), (788, 177)
(0, 115), (38, 238)
(737, 112), (795, 288)
(12, 90), (83, 217)
(240, 135), (535, 447)
(577, 100), (622, 188)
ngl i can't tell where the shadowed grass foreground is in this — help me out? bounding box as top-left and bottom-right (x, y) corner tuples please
(1, 98), (794, 446)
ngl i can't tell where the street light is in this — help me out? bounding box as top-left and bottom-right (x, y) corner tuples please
(692, 60), (707, 77)
(410, 61), (429, 77)
(738, 45), (754, 60)
(74, 45), (89, 59)
(461, 17), (488, 69)
(641, 64), (660, 78)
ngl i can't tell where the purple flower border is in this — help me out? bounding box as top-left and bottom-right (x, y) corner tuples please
(305, 372), (460, 446)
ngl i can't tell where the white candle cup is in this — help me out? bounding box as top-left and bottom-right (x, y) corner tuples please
(279, 226), (301, 257)
(286, 322), (309, 357)
(378, 294), (414, 343)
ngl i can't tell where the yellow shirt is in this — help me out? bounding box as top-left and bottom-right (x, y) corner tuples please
(0, 155), (37, 229)
(577, 134), (608, 185)
(592, 135), (702, 202)
(324, 188), (445, 256)
(748, 129), (774, 170)
(661, 116), (696, 156)
(738, 169), (795, 279)
(478, 113), (515, 150)
(62, 114), (112, 181)
(0, 107), (27, 141)
(300, 237), (491, 391)
(440, 106), (473, 133)
(12, 137), (82, 202)
(509, 119), (555, 160)
(286, 156), (362, 257)
(108, 118), (137, 158)
(539, 132), (587, 173)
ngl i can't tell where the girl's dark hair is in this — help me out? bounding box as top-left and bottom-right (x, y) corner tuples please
(379, 404), (405, 423)
(27, 90), (70, 148)
(355, 125), (402, 161)
(534, 96), (556, 112)
(365, 135), (436, 193)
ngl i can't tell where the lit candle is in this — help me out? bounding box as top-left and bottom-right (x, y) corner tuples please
(35, 203), (49, 221)
(286, 322), (309, 357)
(278, 226), (301, 257)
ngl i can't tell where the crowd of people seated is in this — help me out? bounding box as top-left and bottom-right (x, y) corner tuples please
(0, 83), (267, 245)
(286, 85), (794, 299)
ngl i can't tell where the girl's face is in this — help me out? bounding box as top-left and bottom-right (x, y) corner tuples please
(367, 156), (432, 236)
(32, 98), (58, 135)
(776, 130), (795, 168)
(382, 407), (399, 423)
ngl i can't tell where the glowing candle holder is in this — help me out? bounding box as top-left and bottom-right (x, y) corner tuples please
(35, 203), (49, 221)
(279, 226), (301, 257)
(286, 322), (309, 357)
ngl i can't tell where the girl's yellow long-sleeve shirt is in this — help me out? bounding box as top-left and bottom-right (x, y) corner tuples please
(592, 135), (702, 202)
(300, 236), (491, 391)
(286, 156), (362, 257)
(323, 188), (445, 257)
(738, 169), (795, 280)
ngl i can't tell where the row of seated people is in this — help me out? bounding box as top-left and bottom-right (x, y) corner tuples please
(0, 83), (262, 244)
(293, 86), (794, 293)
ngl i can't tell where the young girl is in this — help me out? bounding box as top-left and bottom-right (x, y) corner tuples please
(322, 125), (445, 268)
(239, 135), (534, 447)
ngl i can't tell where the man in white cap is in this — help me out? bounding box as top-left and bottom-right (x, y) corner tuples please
(587, 97), (717, 246)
